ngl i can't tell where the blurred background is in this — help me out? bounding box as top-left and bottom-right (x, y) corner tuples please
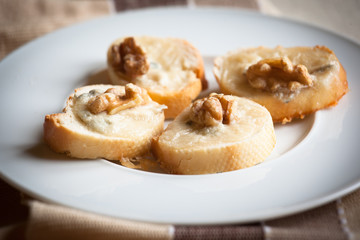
(1, 0), (359, 61)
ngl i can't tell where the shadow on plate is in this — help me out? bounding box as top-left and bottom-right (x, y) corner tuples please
(22, 130), (84, 162)
(24, 141), (79, 161)
(85, 68), (111, 85)
(23, 128), (166, 174)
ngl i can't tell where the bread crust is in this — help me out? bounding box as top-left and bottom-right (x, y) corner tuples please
(44, 84), (165, 160)
(107, 36), (206, 119)
(214, 46), (349, 123)
(152, 124), (275, 174)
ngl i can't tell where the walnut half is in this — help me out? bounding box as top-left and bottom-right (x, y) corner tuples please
(189, 93), (235, 127)
(88, 84), (149, 115)
(246, 57), (313, 93)
(111, 37), (150, 79)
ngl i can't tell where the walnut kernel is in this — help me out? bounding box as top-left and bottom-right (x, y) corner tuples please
(111, 37), (149, 79)
(189, 93), (235, 127)
(88, 84), (149, 115)
(246, 57), (313, 93)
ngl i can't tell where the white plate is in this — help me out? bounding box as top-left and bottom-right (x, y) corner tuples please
(0, 7), (359, 225)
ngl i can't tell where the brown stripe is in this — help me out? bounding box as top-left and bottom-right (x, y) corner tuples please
(113, 0), (187, 12)
(0, 179), (29, 227)
(264, 201), (347, 240)
(0, 222), (27, 240)
(175, 223), (263, 240)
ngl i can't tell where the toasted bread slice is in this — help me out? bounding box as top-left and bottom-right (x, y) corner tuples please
(44, 84), (165, 160)
(152, 94), (276, 174)
(107, 36), (206, 119)
(214, 46), (348, 123)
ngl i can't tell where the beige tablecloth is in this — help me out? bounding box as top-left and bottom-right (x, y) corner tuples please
(1, 1), (359, 239)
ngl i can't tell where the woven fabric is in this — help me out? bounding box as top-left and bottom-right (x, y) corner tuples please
(264, 202), (347, 240)
(339, 189), (360, 239)
(194, 0), (259, 9)
(0, 0), (109, 60)
(175, 224), (263, 240)
(26, 201), (172, 240)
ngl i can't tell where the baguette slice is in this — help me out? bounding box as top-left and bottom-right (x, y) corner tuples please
(107, 36), (206, 119)
(152, 94), (276, 175)
(214, 46), (348, 123)
(44, 84), (165, 160)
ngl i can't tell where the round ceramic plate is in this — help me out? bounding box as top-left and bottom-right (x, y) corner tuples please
(0, 7), (359, 225)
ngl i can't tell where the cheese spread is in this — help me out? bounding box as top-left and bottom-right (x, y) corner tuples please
(159, 97), (271, 149)
(216, 46), (340, 103)
(73, 89), (165, 137)
(111, 36), (200, 91)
